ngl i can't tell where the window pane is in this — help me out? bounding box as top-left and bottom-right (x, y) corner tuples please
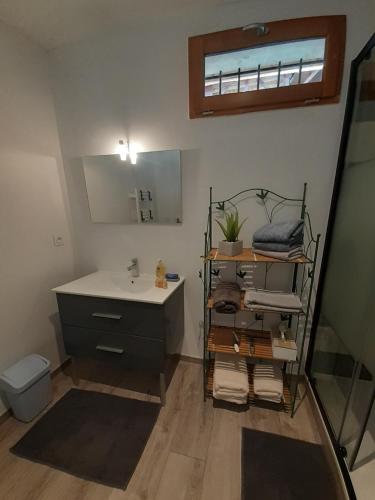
(204, 38), (325, 96)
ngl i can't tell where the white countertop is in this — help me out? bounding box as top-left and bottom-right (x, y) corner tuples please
(52, 271), (185, 305)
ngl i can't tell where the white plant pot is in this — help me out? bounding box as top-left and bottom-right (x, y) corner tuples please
(218, 240), (243, 256)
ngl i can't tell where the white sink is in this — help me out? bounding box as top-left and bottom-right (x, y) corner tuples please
(52, 271), (184, 304)
(109, 274), (154, 293)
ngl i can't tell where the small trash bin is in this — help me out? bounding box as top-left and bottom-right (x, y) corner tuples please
(0, 354), (52, 422)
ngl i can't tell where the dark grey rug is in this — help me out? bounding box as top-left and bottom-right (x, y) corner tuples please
(242, 428), (341, 500)
(10, 389), (160, 489)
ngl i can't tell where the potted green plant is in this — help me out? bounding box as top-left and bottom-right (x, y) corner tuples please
(216, 210), (247, 256)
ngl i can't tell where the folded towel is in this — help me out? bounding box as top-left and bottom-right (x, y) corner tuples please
(244, 289), (302, 311)
(253, 364), (283, 403)
(253, 220), (304, 245)
(253, 241), (302, 252)
(213, 353), (249, 404)
(212, 282), (241, 314)
(252, 247), (303, 261)
(246, 304), (303, 314)
(213, 389), (248, 405)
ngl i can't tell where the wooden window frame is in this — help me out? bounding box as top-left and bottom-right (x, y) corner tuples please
(188, 16), (346, 118)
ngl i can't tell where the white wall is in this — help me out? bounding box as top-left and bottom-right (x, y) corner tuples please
(0, 21), (76, 414)
(49, 0), (374, 359)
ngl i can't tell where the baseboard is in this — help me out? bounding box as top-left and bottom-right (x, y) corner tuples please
(304, 375), (350, 500)
(0, 358), (72, 426)
(168, 353), (201, 364)
(52, 358), (71, 378)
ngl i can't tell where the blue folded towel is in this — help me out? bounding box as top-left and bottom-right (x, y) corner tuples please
(253, 220), (304, 245)
(253, 241), (302, 252)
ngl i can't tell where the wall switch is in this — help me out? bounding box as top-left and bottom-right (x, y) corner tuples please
(53, 235), (64, 247)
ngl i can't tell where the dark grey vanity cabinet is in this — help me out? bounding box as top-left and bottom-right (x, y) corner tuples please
(56, 284), (184, 404)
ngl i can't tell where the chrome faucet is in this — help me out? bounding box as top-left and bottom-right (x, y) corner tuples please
(127, 257), (139, 277)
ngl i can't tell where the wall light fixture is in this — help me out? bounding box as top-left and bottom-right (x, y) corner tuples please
(117, 139), (138, 164)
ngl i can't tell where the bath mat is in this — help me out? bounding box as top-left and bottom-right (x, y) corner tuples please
(242, 428), (341, 500)
(10, 388), (160, 489)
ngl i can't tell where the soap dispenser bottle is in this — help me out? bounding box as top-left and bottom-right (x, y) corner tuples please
(155, 259), (167, 289)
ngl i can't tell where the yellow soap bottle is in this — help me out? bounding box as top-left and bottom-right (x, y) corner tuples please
(155, 259), (167, 289)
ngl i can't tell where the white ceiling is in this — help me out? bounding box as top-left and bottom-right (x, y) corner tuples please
(0, 0), (235, 50)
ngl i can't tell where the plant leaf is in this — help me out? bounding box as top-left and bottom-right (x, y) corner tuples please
(236, 217), (248, 239)
(216, 210), (247, 242)
(215, 219), (229, 240)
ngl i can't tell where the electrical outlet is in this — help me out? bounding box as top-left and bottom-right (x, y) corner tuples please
(53, 235), (64, 247)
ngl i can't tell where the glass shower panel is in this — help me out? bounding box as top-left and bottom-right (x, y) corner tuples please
(339, 51), (375, 469)
(311, 326), (357, 437)
(310, 47), (375, 446)
(340, 285), (375, 468)
(349, 395), (375, 500)
(351, 395), (375, 470)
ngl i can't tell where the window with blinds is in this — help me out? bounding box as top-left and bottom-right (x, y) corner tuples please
(189, 16), (346, 118)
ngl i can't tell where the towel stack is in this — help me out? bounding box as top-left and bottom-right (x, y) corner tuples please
(253, 363), (283, 403)
(244, 289), (302, 313)
(213, 353), (249, 404)
(212, 282), (241, 314)
(252, 220), (304, 261)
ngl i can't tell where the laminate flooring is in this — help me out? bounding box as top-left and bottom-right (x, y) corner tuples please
(0, 360), (344, 500)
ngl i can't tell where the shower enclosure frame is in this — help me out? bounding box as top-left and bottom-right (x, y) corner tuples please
(305, 33), (375, 500)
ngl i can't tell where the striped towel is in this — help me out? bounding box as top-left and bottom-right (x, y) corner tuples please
(253, 364), (283, 403)
(213, 353), (249, 405)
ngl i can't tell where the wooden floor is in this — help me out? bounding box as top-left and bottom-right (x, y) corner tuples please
(0, 360), (343, 500)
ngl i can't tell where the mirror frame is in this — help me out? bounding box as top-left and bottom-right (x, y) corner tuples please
(82, 149), (182, 225)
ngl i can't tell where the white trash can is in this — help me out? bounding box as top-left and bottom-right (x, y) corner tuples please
(0, 354), (52, 422)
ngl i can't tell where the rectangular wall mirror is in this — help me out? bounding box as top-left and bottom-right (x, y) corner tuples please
(82, 149), (182, 224)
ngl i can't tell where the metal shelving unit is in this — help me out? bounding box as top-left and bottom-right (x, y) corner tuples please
(201, 184), (320, 416)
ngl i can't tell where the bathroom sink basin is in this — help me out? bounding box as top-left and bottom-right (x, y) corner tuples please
(109, 274), (154, 293)
(52, 271), (184, 305)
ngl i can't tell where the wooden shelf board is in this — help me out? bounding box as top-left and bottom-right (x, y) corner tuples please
(206, 359), (291, 412)
(207, 292), (304, 315)
(208, 326), (274, 360)
(204, 248), (311, 264)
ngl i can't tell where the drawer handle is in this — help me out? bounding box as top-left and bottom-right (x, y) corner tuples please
(92, 312), (123, 320)
(96, 345), (124, 354)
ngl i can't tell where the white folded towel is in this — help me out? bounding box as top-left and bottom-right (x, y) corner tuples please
(213, 353), (249, 405)
(213, 389), (248, 405)
(253, 364), (283, 403)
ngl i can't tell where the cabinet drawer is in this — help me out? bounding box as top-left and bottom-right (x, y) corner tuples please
(63, 326), (165, 371)
(57, 293), (164, 339)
